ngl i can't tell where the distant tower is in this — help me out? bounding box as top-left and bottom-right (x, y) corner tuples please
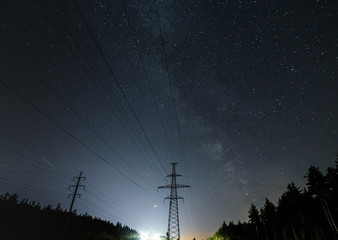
(158, 163), (190, 240)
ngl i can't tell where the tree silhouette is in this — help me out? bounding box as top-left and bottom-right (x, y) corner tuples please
(260, 198), (276, 240)
(0, 193), (138, 240)
(211, 153), (338, 240)
(248, 204), (260, 240)
(306, 166), (326, 198)
(305, 165), (338, 236)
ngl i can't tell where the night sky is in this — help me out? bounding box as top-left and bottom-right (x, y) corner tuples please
(0, 0), (337, 239)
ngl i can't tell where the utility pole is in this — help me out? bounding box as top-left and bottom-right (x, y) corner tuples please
(68, 171), (86, 213)
(158, 163), (190, 240)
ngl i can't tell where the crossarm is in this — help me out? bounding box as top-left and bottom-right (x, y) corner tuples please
(158, 184), (172, 189)
(176, 184), (191, 188)
(164, 196), (184, 203)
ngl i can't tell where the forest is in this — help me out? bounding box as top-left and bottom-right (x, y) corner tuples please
(1, 154), (337, 240)
(209, 153), (338, 240)
(0, 192), (138, 240)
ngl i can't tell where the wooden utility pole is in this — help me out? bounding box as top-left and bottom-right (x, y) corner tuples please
(68, 171), (85, 213)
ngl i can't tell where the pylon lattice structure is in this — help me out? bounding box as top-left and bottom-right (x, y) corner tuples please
(158, 163), (190, 240)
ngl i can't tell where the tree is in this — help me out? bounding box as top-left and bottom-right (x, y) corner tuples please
(326, 166), (338, 199)
(305, 166), (326, 198)
(260, 198), (276, 223)
(217, 221), (227, 237)
(306, 165), (338, 236)
(7, 193), (19, 205)
(248, 204), (260, 225)
(248, 204), (260, 239)
(260, 198), (276, 240)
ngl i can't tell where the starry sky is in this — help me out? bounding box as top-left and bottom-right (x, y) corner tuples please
(0, 0), (337, 239)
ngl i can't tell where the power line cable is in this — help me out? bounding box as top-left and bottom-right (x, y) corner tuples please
(0, 37), (146, 176)
(0, 35), (162, 195)
(71, 0), (167, 176)
(0, 144), (72, 179)
(1, 133), (75, 178)
(64, 22), (152, 161)
(81, 67), (156, 174)
(83, 188), (135, 221)
(46, 2), (169, 186)
(0, 177), (67, 199)
(0, 150), (71, 185)
(85, 180), (159, 219)
(0, 76), (152, 195)
(76, 198), (114, 221)
(119, 0), (177, 163)
(40, 1), (158, 177)
(77, 197), (139, 228)
(0, 168), (68, 190)
(153, 0), (188, 176)
(86, 182), (135, 215)
(65, 24), (152, 161)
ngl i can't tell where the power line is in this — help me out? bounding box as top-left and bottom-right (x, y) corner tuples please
(0, 144), (72, 178)
(86, 182), (136, 216)
(0, 168), (67, 190)
(1, 0), (168, 200)
(153, 0), (188, 176)
(66, 24), (153, 161)
(0, 77), (152, 195)
(0, 37), (151, 178)
(41, 2), (169, 187)
(40, 1), (159, 177)
(81, 67), (156, 175)
(1, 133), (75, 178)
(63, 22), (152, 160)
(0, 177), (67, 199)
(119, 0), (177, 163)
(84, 188), (135, 222)
(77, 197), (115, 221)
(77, 197), (140, 228)
(1, 3), (164, 193)
(0, 150), (71, 185)
(71, 0), (167, 176)
(86, 179), (165, 217)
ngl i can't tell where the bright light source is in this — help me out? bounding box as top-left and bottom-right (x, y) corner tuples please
(140, 231), (148, 240)
(139, 231), (161, 240)
(152, 233), (161, 240)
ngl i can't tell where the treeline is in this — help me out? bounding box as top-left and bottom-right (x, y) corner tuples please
(0, 193), (138, 240)
(210, 154), (338, 240)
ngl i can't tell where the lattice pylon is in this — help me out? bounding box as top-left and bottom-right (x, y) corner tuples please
(158, 163), (190, 240)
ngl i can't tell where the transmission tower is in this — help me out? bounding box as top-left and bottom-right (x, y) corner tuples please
(68, 171), (86, 212)
(158, 163), (190, 240)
